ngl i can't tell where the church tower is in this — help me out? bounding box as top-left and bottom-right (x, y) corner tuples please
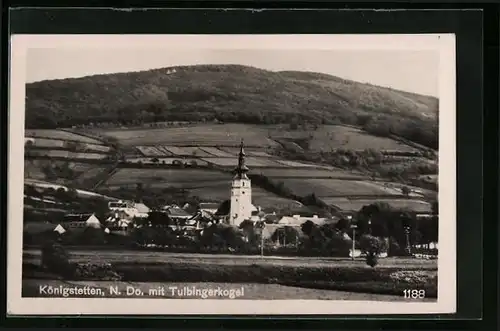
(229, 140), (253, 226)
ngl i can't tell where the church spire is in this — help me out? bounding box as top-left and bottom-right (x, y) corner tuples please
(233, 139), (249, 178)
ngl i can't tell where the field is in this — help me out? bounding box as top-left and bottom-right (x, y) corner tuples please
(24, 160), (108, 182)
(102, 168), (300, 209)
(321, 197), (432, 213)
(91, 124), (421, 154)
(269, 125), (422, 153)
(202, 157), (281, 167)
(23, 249), (437, 269)
(104, 168), (231, 187)
(220, 147), (275, 158)
(126, 157), (210, 166)
(25, 129), (104, 145)
(22, 248), (438, 299)
(27, 150), (108, 160)
(92, 124), (282, 148)
(253, 168), (368, 180)
(281, 178), (403, 197)
(189, 185), (301, 209)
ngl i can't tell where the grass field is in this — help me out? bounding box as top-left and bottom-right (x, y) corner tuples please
(189, 184), (301, 209)
(281, 178), (402, 197)
(22, 248), (438, 299)
(93, 124), (282, 148)
(23, 249), (437, 269)
(321, 197), (432, 213)
(163, 146), (214, 157)
(202, 157), (281, 167)
(105, 168), (231, 187)
(199, 147), (234, 157)
(22, 280), (433, 301)
(27, 150), (108, 160)
(24, 160), (107, 182)
(25, 129), (104, 145)
(269, 125), (420, 153)
(220, 147), (275, 158)
(126, 157), (210, 166)
(253, 168), (368, 180)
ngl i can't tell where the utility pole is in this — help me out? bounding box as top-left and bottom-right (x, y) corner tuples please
(350, 224), (357, 261)
(404, 226), (411, 255)
(260, 222), (266, 258)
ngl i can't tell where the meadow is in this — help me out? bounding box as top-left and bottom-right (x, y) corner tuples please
(281, 178), (403, 198)
(27, 150), (108, 160)
(25, 129), (104, 145)
(201, 157), (281, 167)
(24, 160), (107, 182)
(126, 157), (210, 166)
(253, 168), (368, 180)
(93, 124), (282, 148)
(22, 248), (438, 299)
(105, 168), (231, 187)
(268, 125), (422, 153)
(321, 197), (433, 213)
(23, 248), (437, 269)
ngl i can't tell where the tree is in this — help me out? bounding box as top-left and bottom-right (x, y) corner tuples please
(41, 241), (74, 277)
(401, 186), (411, 196)
(335, 218), (350, 233)
(271, 226), (300, 246)
(239, 219), (256, 244)
(359, 235), (385, 267)
(215, 200), (230, 216)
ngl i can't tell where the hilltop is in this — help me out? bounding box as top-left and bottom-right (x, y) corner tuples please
(25, 65), (438, 149)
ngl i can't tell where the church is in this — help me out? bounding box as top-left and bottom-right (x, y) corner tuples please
(228, 140), (258, 226)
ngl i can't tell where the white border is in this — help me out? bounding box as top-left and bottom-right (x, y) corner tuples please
(7, 34), (456, 316)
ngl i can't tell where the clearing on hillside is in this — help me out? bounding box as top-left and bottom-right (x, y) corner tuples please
(282, 178), (403, 197)
(25, 129), (104, 145)
(93, 124), (282, 148)
(322, 197), (433, 213)
(270, 125), (421, 153)
(104, 168), (231, 188)
(27, 150), (108, 160)
(24, 160), (108, 184)
(202, 157), (281, 167)
(252, 168), (368, 180)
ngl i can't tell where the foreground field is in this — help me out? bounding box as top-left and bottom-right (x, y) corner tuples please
(23, 248), (438, 299)
(22, 280), (434, 301)
(23, 249), (437, 269)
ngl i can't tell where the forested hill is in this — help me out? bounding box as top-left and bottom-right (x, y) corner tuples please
(25, 64), (439, 149)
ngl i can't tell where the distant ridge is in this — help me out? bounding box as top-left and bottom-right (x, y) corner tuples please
(25, 64), (438, 149)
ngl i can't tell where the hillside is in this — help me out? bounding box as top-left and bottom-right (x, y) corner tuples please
(25, 65), (438, 149)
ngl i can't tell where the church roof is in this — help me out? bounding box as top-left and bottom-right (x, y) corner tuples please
(233, 140), (249, 178)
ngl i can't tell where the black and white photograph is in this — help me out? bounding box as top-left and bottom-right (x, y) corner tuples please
(8, 34), (456, 315)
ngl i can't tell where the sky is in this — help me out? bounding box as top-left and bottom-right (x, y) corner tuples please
(26, 48), (439, 97)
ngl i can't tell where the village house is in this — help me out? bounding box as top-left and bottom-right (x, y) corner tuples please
(277, 214), (327, 226)
(58, 213), (102, 232)
(162, 205), (193, 223)
(108, 200), (150, 218)
(198, 202), (219, 215)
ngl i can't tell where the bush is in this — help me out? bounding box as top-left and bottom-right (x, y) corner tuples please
(74, 262), (122, 281)
(359, 235), (385, 267)
(41, 241), (74, 276)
